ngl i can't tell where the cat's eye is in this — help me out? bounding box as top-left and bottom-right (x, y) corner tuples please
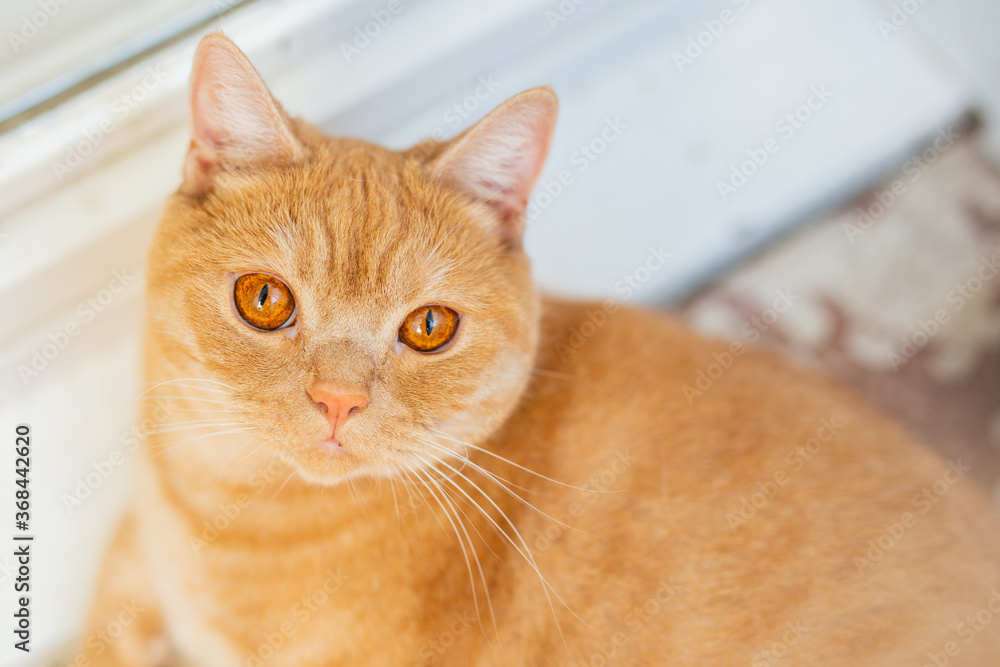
(399, 305), (460, 352)
(233, 273), (296, 331)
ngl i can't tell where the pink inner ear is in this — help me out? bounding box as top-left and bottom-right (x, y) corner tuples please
(482, 192), (522, 246)
(181, 34), (304, 195)
(435, 88), (558, 243)
(190, 73), (226, 159)
(189, 82), (225, 174)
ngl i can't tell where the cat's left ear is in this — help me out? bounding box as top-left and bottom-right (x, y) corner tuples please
(431, 87), (558, 246)
(181, 33), (306, 196)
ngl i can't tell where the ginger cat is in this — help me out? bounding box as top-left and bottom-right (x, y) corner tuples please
(81, 33), (1000, 666)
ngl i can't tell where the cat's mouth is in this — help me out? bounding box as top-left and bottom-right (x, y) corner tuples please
(279, 429), (398, 486)
(316, 437), (346, 455)
(274, 413), (463, 486)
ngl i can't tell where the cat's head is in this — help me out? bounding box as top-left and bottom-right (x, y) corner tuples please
(146, 34), (557, 485)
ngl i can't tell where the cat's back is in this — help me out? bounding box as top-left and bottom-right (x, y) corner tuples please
(495, 297), (1000, 665)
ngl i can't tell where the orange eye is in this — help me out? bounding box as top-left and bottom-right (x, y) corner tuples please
(399, 305), (460, 352)
(234, 273), (296, 331)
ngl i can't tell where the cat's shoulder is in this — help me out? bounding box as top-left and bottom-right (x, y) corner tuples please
(536, 295), (875, 426)
(539, 295), (783, 382)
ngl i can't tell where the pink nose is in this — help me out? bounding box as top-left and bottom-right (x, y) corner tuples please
(310, 383), (368, 440)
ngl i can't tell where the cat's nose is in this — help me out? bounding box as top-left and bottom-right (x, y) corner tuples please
(309, 382), (368, 439)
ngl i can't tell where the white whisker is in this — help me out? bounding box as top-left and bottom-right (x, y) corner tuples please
(422, 426), (608, 494)
(417, 439), (597, 538)
(406, 462), (496, 641)
(409, 452), (583, 646)
(146, 427), (256, 458)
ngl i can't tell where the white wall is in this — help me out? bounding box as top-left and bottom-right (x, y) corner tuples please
(865, 0), (1000, 159)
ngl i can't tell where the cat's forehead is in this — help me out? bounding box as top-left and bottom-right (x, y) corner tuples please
(200, 151), (490, 307)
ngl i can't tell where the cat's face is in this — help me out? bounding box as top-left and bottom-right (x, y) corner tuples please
(146, 34), (556, 485)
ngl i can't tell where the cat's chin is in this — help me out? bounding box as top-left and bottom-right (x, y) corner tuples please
(289, 461), (385, 487)
(277, 447), (395, 488)
(293, 466), (377, 487)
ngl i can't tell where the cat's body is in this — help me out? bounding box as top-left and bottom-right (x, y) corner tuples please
(83, 34), (1000, 666)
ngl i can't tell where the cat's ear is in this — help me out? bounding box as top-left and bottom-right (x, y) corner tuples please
(181, 33), (305, 196)
(431, 87), (558, 246)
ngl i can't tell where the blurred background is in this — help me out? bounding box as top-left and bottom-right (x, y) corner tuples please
(0, 0), (998, 663)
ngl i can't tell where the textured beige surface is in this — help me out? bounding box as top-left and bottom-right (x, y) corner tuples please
(679, 132), (1000, 510)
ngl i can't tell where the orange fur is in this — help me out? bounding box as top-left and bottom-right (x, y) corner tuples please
(82, 35), (1000, 666)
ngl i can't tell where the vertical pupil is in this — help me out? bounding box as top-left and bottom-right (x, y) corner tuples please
(257, 283), (269, 310)
(425, 309), (435, 335)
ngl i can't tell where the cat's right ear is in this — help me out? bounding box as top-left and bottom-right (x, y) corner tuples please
(181, 33), (305, 197)
(431, 87), (558, 248)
